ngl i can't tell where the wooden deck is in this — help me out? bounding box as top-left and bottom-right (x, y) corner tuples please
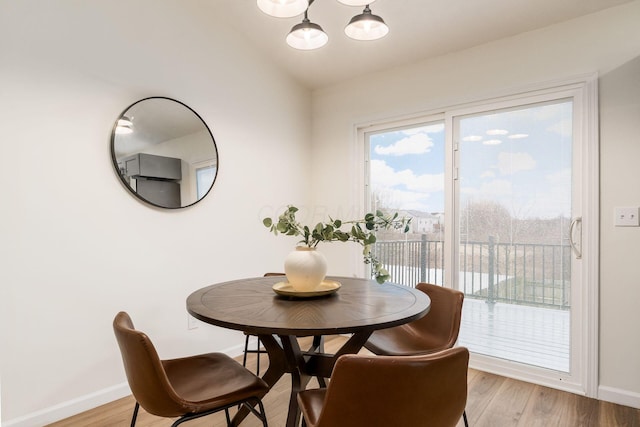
(458, 297), (570, 372)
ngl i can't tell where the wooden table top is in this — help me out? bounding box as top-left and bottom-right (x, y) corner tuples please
(186, 275), (431, 337)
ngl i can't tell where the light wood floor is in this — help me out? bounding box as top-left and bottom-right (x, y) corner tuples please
(48, 336), (640, 427)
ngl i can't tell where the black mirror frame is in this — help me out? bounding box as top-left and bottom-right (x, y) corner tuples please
(110, 96), (219, 209)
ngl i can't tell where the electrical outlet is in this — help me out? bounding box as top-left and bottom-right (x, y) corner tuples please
(187, 314), (199, 330)
(614, 207), (640, 227)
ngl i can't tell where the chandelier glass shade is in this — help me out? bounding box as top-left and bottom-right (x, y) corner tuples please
(257, 0), (308, 18)
(344, 5), (388, 41)
(286, 18), (329, 50)
(257, 0), (388, 49)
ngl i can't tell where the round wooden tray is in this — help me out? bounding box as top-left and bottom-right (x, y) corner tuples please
(272, 280), (341, 298)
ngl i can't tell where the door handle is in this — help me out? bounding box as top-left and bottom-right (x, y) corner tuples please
(569, 217), (582, 259)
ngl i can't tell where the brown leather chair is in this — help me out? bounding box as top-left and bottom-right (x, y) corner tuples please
(297, 347), (470, 427)
(364, 282), (468, 426)
(113, 312), (269, 427)
(365, 282), (464, 356)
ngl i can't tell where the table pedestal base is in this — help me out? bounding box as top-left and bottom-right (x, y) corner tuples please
(231, 331), (373, 427)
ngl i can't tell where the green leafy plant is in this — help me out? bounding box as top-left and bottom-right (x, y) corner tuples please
(263, 205), (411, 284)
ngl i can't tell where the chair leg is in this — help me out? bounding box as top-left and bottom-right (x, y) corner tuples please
(309, 335), (326, 387)
(256, 337), (261, 376)
(257, 399), (269, 427)
(242, 398), (269, 427)
(310, 335), (324, 352)
(243, 335), (263, 376)
(243, 334), (250, 367)
(225, 408), (231, 426)
(130, 402), (140, 427)
(171, 398), (268, 427)
(463, 409), (469, 427)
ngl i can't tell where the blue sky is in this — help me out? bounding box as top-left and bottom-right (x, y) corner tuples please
(370, 122), (446, 213)
(369, 100), (573, 219)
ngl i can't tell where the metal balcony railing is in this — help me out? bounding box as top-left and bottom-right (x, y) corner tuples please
(373, 235), (571, 309)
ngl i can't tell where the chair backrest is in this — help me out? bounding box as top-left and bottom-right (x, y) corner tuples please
(314, 347), (469, 427)
(412, 283), (464, 351)
(113, 312), (187, 417)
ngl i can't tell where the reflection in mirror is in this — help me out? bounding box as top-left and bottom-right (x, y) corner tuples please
(111, 97), (218, 209)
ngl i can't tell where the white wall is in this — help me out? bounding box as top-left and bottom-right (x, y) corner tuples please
(599, 55), (640, 404)
(0, 1), (311, 424)
(2, 1), (640, 424)
(311, 1), (640, 408)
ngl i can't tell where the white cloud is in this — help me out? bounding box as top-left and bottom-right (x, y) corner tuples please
(373, 187), (432, 211)
(543, 168), (571, 217)
(546, 168), (571, 185)
(374, 133), (434, 156)
(547, 118), (572, 138)
(461, 169), (571, 219)
(480, 170), (495, 178)
(497, 151), (536, 175)
(462, 179), (513, 198)
(370, 159), (444, 193)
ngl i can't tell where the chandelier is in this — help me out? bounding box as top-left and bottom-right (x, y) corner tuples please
(257, 0), (389, 50)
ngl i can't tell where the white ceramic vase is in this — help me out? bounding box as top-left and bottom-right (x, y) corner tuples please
(284, 246), (328, 292)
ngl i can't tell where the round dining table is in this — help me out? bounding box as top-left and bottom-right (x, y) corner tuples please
(186, 275), (431, 427)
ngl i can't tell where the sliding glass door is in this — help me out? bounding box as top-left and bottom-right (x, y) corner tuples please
(363, 78), (598, 394)
(454, 100), (573, 372)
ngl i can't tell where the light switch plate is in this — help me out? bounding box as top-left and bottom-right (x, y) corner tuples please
(614, 207), (640, 227)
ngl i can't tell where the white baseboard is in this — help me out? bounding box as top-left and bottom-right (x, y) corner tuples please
(3, 383), (131, 427)
(598, 385), (640, 409)
(3, 343), (247, 427)
(470, 354), (640, 410)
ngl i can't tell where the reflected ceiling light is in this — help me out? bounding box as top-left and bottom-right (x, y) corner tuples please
(257, 0), (308, 18)
(344, 5), (389, 41)
(286, 10), (328, 50)
(115, 126), (133, 135)
(483, 139), (503, 145)
(508, 133), (529, 139)
(117, 116), (132, 127)
(486, 129), (509, 135)
(115, 116), (133, 134)
(462, 135), (483, 142)
(259, 0), (389, 50)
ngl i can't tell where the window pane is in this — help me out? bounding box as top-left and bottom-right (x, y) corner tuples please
(196, 165), (216, 199)
(367, 121), (445, 286)
(456, 100), (572, 372)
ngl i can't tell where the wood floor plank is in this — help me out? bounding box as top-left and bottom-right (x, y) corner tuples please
(599, 400), (640, 427)
(564, 392), (602, 427)
(463, 370), (506, 424)
(474, 376), (533, 426)
(518, 384), (572, 427)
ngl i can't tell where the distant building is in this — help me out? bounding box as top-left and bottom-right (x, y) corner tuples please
(402, 210), (444, 234)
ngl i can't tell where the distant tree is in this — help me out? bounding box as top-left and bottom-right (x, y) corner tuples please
(460, 199), (569, 245)
(460, 200), (512, 243)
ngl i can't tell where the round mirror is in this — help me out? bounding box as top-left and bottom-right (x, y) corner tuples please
(110, 97), (218, 209)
